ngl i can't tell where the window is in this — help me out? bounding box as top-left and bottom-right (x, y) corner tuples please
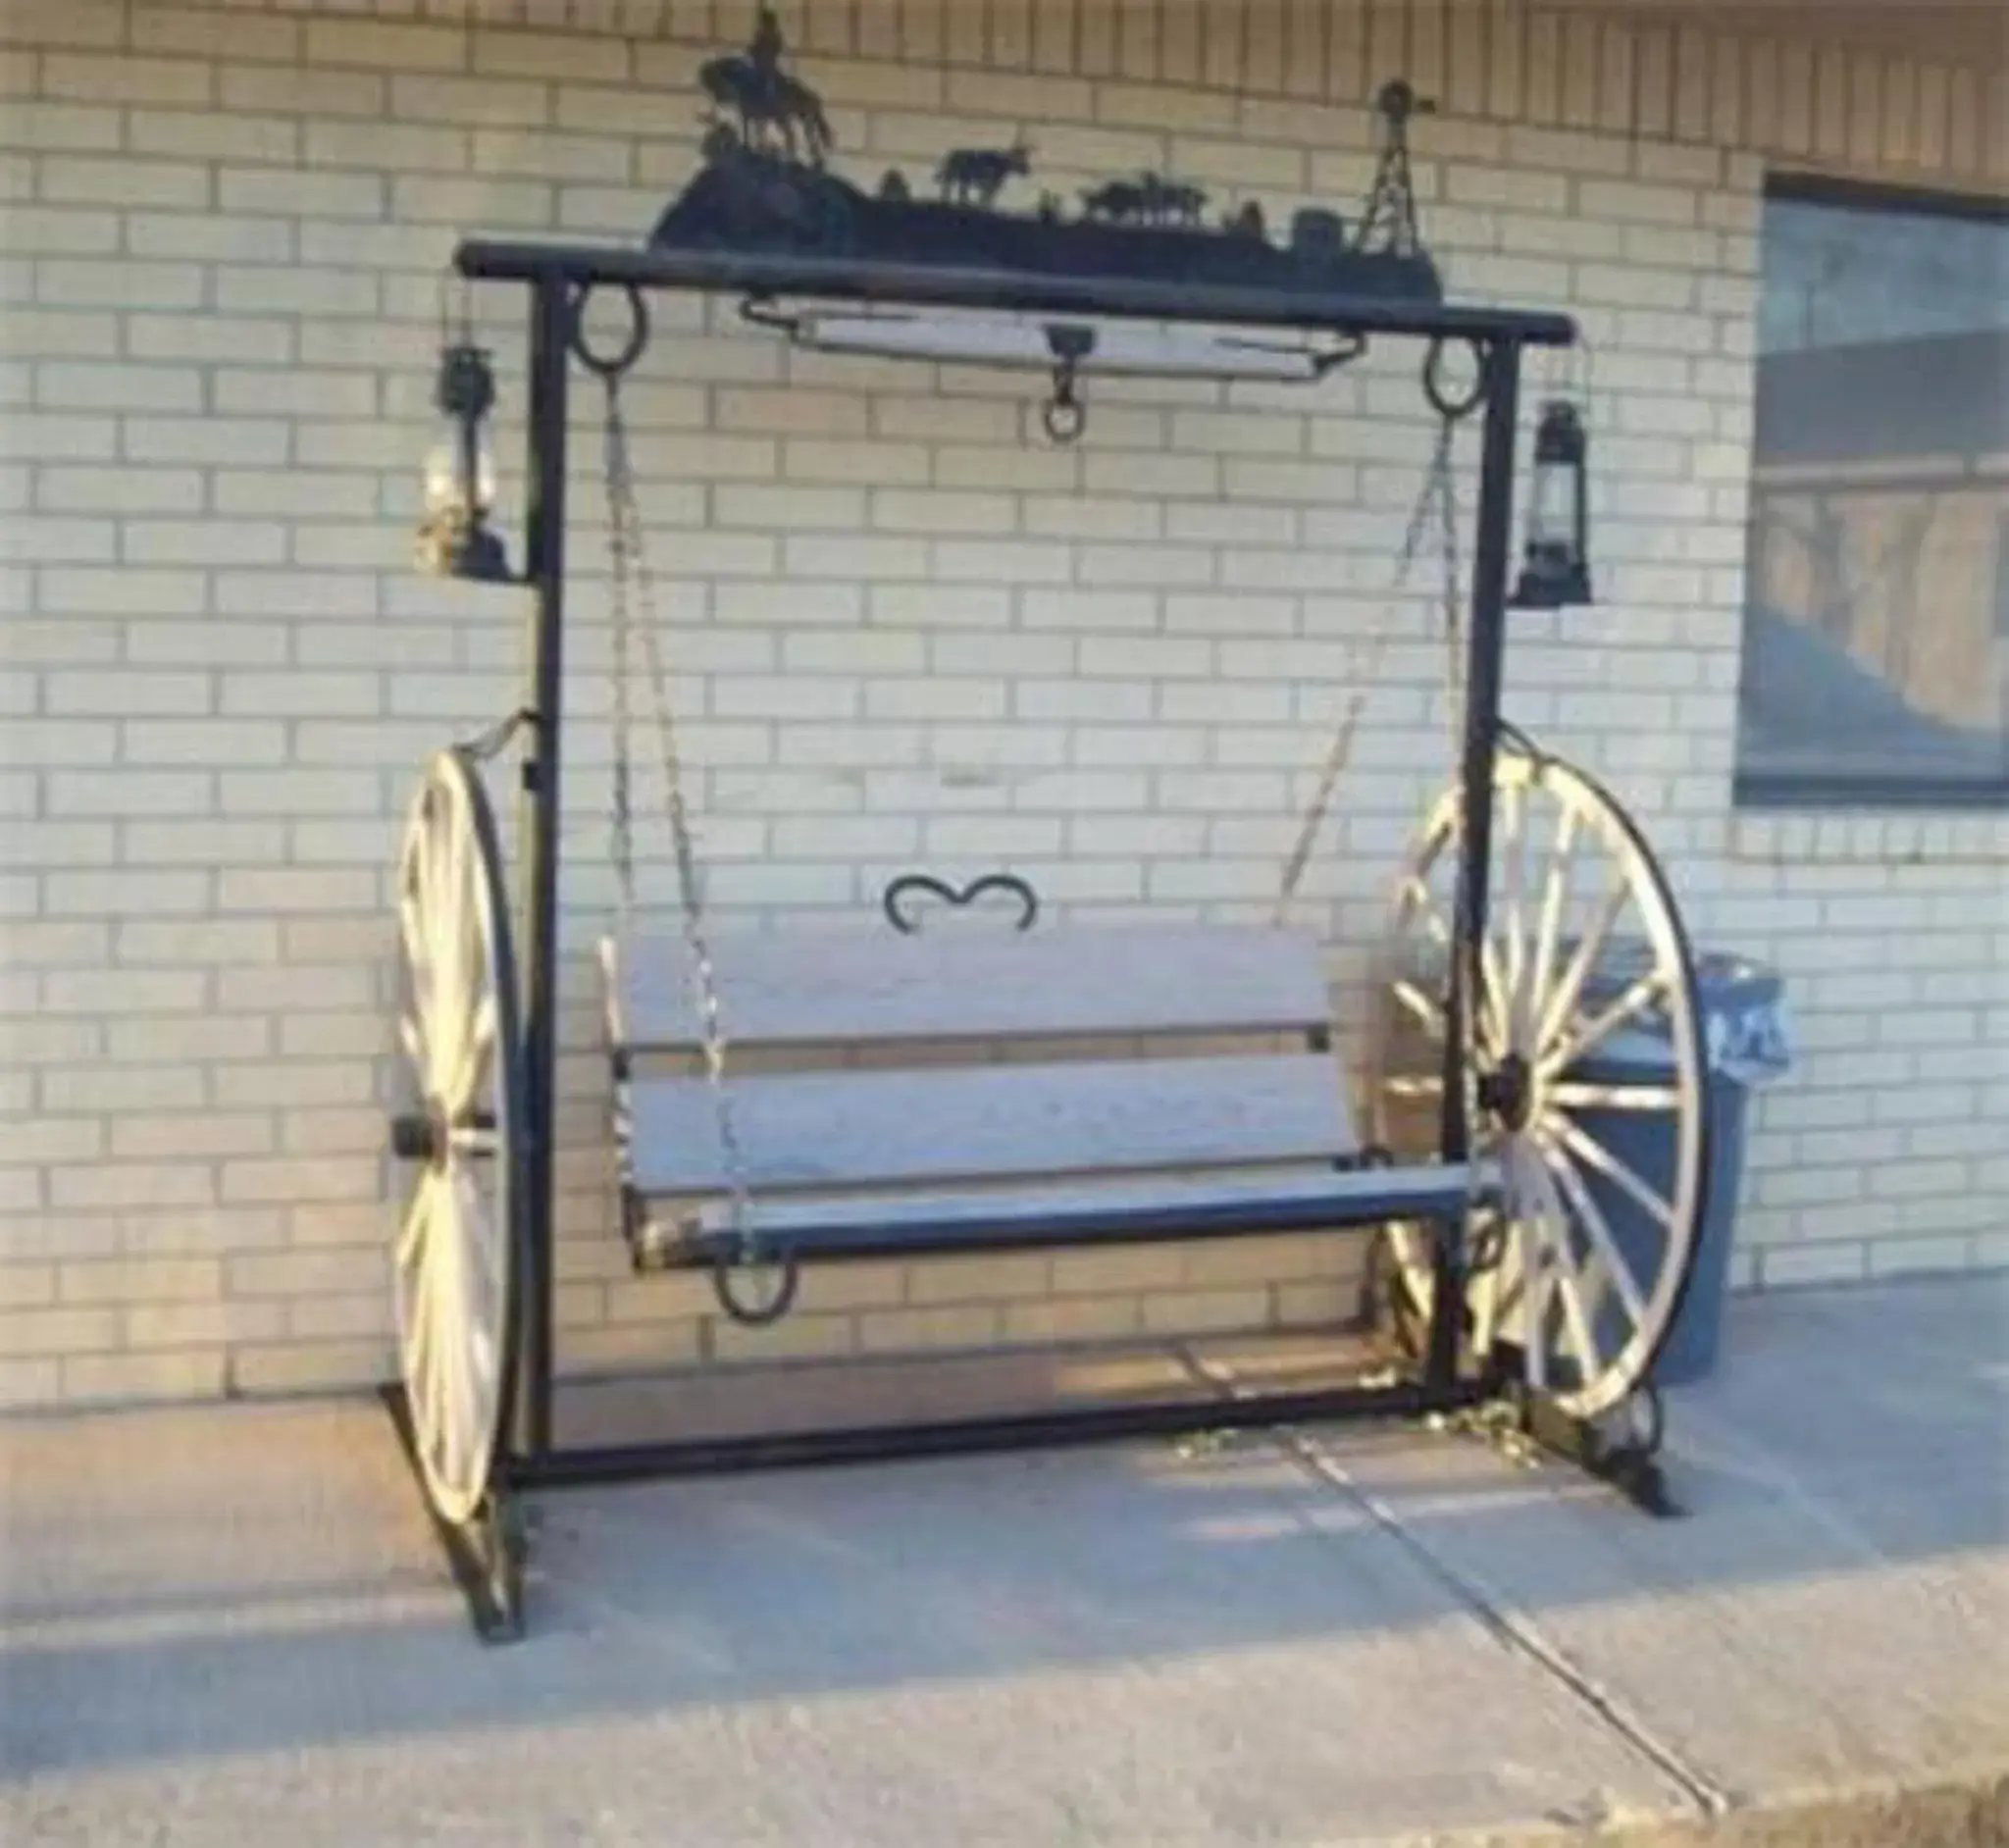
(1735, 178), (2009, 807)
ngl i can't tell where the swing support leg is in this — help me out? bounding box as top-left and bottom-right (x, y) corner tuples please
(516, 275), (572, 1467)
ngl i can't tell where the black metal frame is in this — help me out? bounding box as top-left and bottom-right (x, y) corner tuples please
(391, 234), (1630, 1642)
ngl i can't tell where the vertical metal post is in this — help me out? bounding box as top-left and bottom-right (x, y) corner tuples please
(517, 275), (571, 1462)
(1425, 335), (1520, 1395)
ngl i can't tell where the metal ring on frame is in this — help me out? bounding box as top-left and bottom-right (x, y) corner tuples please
(1421, 334), (1488, 424)
(567, 280), (652, 381)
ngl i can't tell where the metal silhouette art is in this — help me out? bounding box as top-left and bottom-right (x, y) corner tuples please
(652, 12), (1442, 303)
(1358, 78), (1433, 259)
(698, 9), (834, 168)
(937, 139), (1034, 206)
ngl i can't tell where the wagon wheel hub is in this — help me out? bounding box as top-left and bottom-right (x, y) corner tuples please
(1476, 1052), (1535, 1134)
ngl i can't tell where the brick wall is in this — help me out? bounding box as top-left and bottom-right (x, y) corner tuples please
(2, 0), (2004, 1407)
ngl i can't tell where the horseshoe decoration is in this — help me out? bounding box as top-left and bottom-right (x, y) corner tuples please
(882, 872), (1041, 936)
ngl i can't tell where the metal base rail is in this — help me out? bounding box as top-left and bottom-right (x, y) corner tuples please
(386, 1363), (1680, 1641)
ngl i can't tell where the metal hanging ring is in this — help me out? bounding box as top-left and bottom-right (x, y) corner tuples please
(711, 1250), (801, 1327)
(1421, 335), (1487, 423)
(568, 281), (651, 381)
(1042, 369), (1086, 444)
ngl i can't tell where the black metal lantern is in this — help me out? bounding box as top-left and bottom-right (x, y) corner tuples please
(1511, 399), (1592, 609)
(416, 340), (511, 583)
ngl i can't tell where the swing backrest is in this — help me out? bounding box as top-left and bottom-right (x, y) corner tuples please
(603, 924), (1365, 1200)
(608, 923), (1332, 1049)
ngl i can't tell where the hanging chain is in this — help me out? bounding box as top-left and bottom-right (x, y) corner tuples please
(600, 378), (798, 1327)
(1275, 403), (1465, 922)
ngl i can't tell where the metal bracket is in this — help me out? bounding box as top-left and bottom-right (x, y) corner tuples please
(381, 1384), (529, 1642)
(1513, 1385), (1682, 1518)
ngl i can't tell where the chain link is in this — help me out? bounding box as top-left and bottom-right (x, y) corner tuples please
(601, 380), (797, 1326)
(1275, 410), (1465, 922)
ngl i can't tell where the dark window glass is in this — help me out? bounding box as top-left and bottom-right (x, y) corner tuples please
(1736, 180), (2009, 806)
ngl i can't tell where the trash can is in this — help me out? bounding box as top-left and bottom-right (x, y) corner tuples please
(1567, 953), (1792, 1386)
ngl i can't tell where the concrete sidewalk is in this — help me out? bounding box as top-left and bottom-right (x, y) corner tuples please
(1, 1275), (2004, 1846)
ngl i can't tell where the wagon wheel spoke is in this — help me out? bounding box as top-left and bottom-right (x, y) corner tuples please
(1543, 968), (1671, 1078)
(1544, 1079), (1682, 1113)
(1395, 875), (1454, 950)
(1391, 977), (1446, 1038)
(1533, 874), (1627, 1057)
(1520, 1144), (1604, 1388)
(1493, 780), (1529, 1049)
(1536, 1128), (1650, 1328)
(1525, 804), (1578, 1049)
(1385, 1072), (1444, 1101)
(1553, 1113), (1675, 1233)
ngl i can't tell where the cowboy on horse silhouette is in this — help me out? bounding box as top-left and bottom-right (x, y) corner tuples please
(699, 9), (833, 168)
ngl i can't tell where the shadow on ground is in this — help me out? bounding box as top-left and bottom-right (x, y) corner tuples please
(0, 1274), (2002, 1846)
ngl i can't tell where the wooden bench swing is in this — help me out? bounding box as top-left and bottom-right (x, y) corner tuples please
(385, 63), (1711, 1641)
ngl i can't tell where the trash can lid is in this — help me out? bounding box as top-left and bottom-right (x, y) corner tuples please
(1577, 940), (1782, 1022)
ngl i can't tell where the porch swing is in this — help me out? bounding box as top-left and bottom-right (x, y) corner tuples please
(384, 21), (1710, 1640)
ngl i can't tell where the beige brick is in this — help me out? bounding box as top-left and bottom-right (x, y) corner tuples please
(856, 1304), (1002, 1354)
(42, 52), (213, 106)
(288, 1293), (392, 1340)
(468, 126), (630, 182)
(0, 1261), (55, 1309)
(219, 62), (386, 119)
(128, 1299), (288, 1350)
(389, 72), (546, 128)
(42, 156), (212, 212)
(63, 1348), (226, 1404)
(1140, 1286), (1271, 1334)
(0, 1358), (61, 1409)
(1505, 123), (1632, 176)
(0, 1301), (116, 1358)
(706, 1310), (853, 1364)
(42, 966), (208, 1014)
(1051, 1246), (1186, 1294)
(51, 1163), (215, 1212)
(2, 206), (122, 256)
(0, 920), (107, 968)
(8, 282), (159, 352)
(227, 1246), (386, 1297)
(230, 1341), (386, 1395)
(0, 0), (123, 49)
(221, 1156), (380, 1212)
(1001, 1295), (1142, 1343)
(1760, 1242), (1867, 1288)
(893, 1252), (1053, 1307)
(60, 1258), (224, 1307)
(212, 1062), (370, 1111)
(306, 18), (468, 73)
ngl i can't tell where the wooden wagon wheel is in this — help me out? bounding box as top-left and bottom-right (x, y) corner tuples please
(1368, 740), (1710, 1421)
(391, 749), (525, 1526)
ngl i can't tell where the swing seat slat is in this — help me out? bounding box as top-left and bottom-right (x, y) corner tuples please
(645, 1164), (1475, 1264)
(625, 1053), (1355, 1195)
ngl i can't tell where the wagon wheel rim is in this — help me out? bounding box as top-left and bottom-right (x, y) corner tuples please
(1370, 742), (1709, 1421)
(392, 750), (523, 1527)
